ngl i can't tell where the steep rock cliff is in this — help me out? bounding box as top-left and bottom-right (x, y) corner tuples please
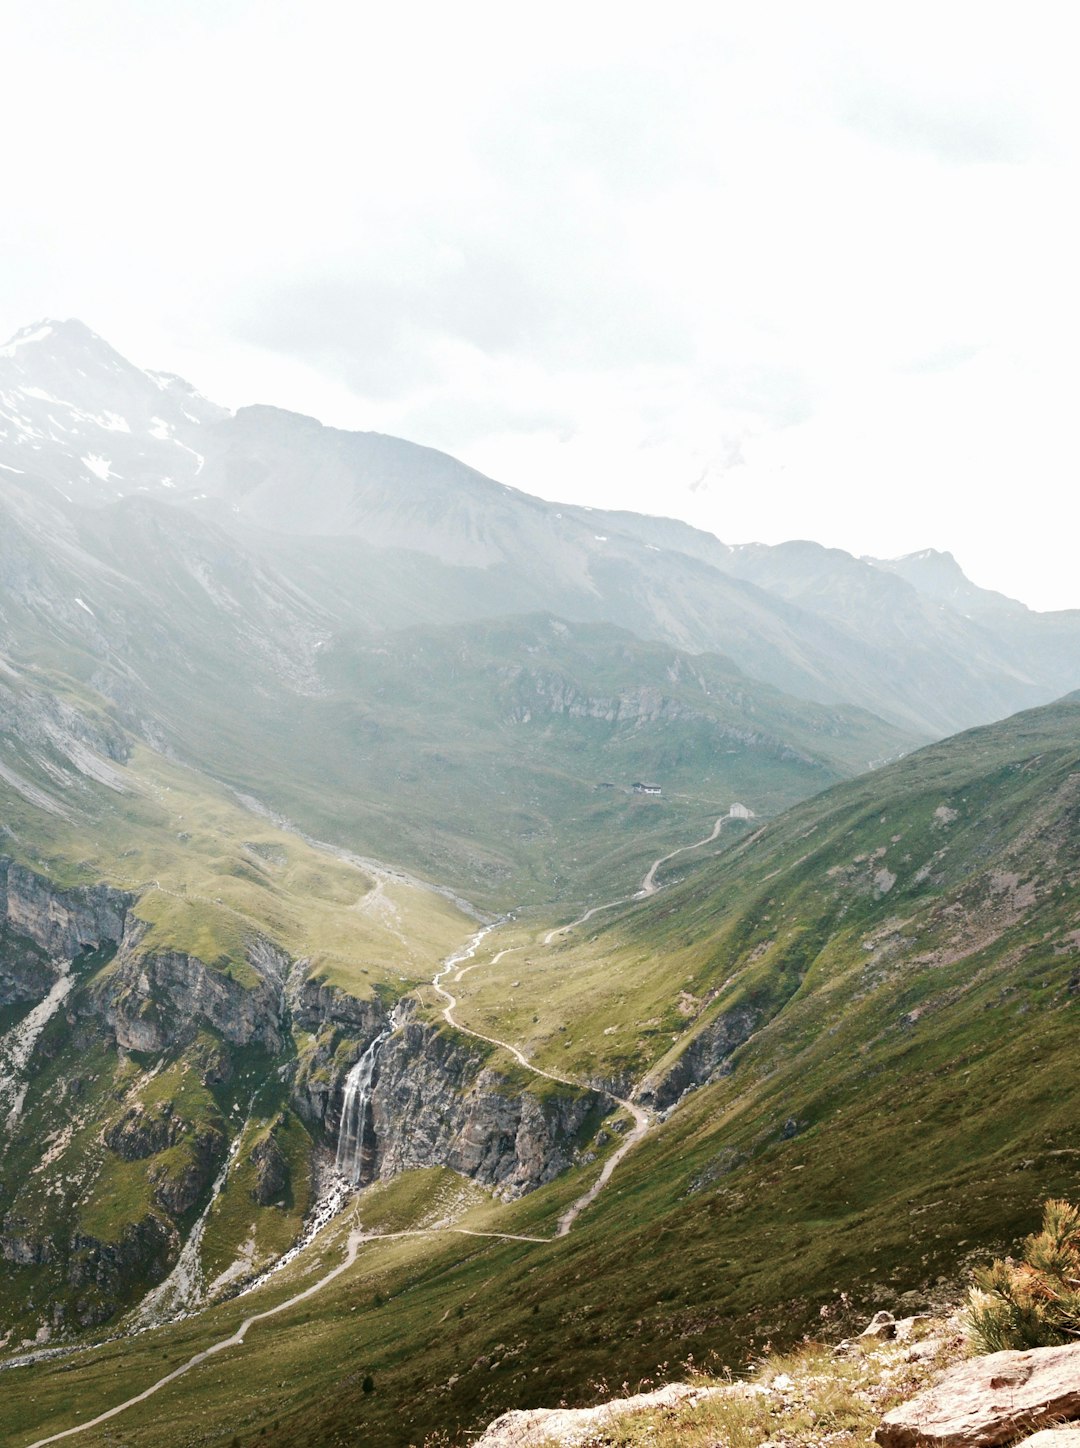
(290, 977), (388, 1128)
(0, 858), (131, 1001)
(87, 922), (286, 1053)
(640, 1004), (760, 1111)
(369, 1019), (607, 1199)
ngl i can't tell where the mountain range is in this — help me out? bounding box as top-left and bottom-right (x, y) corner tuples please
(1, 318), (1078, 1447)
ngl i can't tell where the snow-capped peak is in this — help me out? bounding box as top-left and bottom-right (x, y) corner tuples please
(0, 318), (227, 508)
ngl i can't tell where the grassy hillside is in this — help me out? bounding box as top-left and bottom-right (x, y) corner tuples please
(5, 699), (1077, 1446)
(1, 484), (917, 907)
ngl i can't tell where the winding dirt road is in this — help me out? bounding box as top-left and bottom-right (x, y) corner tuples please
(543, 812), (729, 943)
(432, 929), (653, 1239)
(18, 813), (730, 1447)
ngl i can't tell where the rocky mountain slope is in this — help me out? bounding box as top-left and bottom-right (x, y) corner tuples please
(2, 316), (1078, 1445)
(3, 320), (1079, 743)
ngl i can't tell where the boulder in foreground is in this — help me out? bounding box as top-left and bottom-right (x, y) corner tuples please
(474, 1382), (729, 1447)
(876, 1341), (1080, 1448)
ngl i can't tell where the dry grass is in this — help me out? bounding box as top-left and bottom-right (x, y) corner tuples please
(514, 1321), (962, 1448)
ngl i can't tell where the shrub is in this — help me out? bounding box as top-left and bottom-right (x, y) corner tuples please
(966, 1199), (1080, 1353)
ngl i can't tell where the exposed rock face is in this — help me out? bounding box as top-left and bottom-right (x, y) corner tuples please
(250, 1131), (290, 1205)
(290, 981), (389, 1128)
(1, 1219), (54, 1265)
(0, 858), (131, 1001)
(104, 1101), (186, 1160)
(875, 1342), (1080, 1448)
(295, 1002), (608, 1199)
(147, 1127), (223, 1217)
(642, 1004), (759, 1110)
(370, 1020), (606, 1198)
(475, 1383), (731, 1447)
(0, 921), (51, 1007)
(292, 976), (386, 1035)
(0, 857), (289, 1054)
(65, 1217), (173, 1327)
(89, 925), (285, 1053)
(1015, 1432), (1080, 1448)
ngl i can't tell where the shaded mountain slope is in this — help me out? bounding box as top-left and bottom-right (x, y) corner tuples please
(4, 320), (1080, 741)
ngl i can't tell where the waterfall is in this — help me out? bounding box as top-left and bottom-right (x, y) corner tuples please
(335, 1005), (402, 1184)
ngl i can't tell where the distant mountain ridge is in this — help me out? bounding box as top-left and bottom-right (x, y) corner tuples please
(2, 318), (1078, 746)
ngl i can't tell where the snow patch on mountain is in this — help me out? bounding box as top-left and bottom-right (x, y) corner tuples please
(82, 454), (113, 481)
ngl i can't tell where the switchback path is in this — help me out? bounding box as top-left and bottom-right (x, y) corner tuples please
(542, 812), (729, 943)
(18, 814), (730, 1447)
(432, 814), (729, 1235)
(431, 930), (653, 1239)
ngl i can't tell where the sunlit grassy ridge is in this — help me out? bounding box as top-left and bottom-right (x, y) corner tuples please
(0, 741), (472, 990)
(4, 700), (1077, 1446)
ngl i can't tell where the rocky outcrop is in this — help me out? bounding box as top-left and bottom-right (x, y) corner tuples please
(641, 1004), (759, 1110)
(876, 1342), (1080, 1448)
(89, 923), (285, 1053)
(0, 858), (130, 1002)
(104, 1101), (186, 1159)
(0, 921), (51, 1007)
(290, 982), (389, 1127)
(291, 975), (386, 1035)
(147, 1127), (223, 1217)
(250, 1130), (290, 1205)
(65, 1217), (173, 1327)
(295, 1001), (608, 1199)
(1015, 1432), (1080, 1448)
(475, 1383), (732, 1448)
(0, 860), (130, 962)
(1, 1217), (54, 1265)
(369, 1020), (606, 1199)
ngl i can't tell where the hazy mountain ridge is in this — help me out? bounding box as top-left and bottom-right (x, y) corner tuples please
(3, 319), (1078, 744)
(0, 319), (933, 906)
(0, 320), (224, 509)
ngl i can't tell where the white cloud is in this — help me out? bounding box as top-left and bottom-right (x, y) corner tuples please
(1, 0), (1078, 608)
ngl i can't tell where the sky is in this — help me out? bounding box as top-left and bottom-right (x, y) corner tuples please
(2, 0), (1078, 609)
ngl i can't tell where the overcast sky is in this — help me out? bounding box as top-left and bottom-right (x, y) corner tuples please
(2, 1), (1077, 608)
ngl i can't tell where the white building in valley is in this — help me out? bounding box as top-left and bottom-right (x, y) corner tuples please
(729, 802), (754, 820)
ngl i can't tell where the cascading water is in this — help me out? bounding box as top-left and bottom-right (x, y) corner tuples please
(335, 1003), (404, 1184)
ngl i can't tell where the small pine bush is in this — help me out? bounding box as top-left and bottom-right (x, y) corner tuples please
(966, 1199), (1080, 1353)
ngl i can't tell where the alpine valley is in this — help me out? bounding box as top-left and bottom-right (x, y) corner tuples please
(1, 321), (1078, 1448)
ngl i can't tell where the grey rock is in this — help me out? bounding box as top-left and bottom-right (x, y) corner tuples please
(104, 1102), (184, 1160)
(861, 1310), (898, 1340)
(0, 858), (131, 1005)
(1014, 1431), (1080, 1447)
(369, 1019), (606, 1198)
(89, 921), (285, 1053)
(876, 1342), (1080, 1448)
(641, 1004), (759, 1110)
(250, 1131), (290, 1206)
